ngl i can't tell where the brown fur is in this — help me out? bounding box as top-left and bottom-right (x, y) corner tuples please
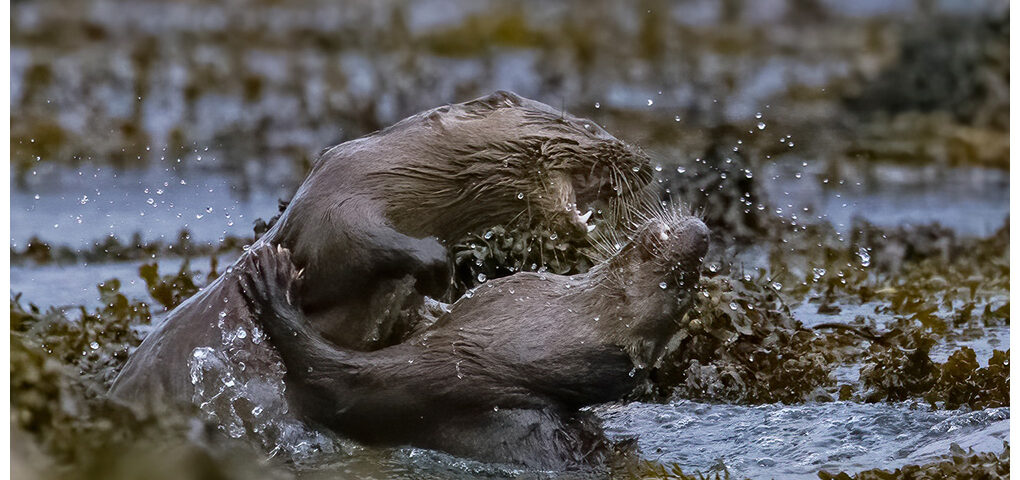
(239, 211), (709, 469)
(109, 91), (652, 410)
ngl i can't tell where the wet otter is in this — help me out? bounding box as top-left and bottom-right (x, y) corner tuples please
(238, 210), (709, 469)
(110, 90), (652, 410)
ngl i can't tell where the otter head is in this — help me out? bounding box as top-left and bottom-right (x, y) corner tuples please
(376, 90), (654, 242)
(597, 208), (709, 313)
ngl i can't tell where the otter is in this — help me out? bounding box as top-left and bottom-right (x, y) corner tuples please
(237, 210), (709, 469)
(109, 91), (653, 410)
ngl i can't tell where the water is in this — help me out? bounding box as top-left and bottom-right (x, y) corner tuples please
(762, 162), (1009, 237)
(597, 400), (1009, 479)
(8, 163), (1008, 478)
(10, 256), (221, 309)
(10, 166), (286, 249)
(792, 301), (1009, 367)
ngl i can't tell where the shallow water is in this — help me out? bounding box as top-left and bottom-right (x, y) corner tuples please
(9, 164), (1009, 478)
(10, 256), (224, 309)
(792, 301), (1009, 367)
(11, 160), (1008, 256)
(597, 400), (1009, 479)
(10, 165), (285, 249)
(761, 161), (1009, 237)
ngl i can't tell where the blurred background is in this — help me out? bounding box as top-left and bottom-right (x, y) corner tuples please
(11, 0), (1009, 305)
(11, 0), (1010, 302)
(11, 0), (1008, 238)
(9, 2), (1011, 478)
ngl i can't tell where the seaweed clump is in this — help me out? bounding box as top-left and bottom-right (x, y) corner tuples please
(615, 459), (736, 480)
(11, 264), (291, 479)
(11, 229), (250, 266)
(818, 444), (1009, 480)
(651, 270), (853, 404)
(450, 224), (597, 295)
(858, 337), (1009, 410)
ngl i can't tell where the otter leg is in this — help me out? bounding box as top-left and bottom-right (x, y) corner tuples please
(237, 245), (339, 372)
(239, 246), (604, 467)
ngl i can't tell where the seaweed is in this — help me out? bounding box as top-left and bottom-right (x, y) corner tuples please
(615, 459), (735, 480)
(653, 270), (840, 404)
(12, 280), (151, 385)
(11, 229), (250, 266)
(139, 258), (216, 311)
(450, 224), (597, 295)
(818, 443), (1009, 480)
(925, 348), (1009, 410)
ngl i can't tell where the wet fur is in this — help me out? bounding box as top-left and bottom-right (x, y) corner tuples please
(109, 91), (651, 411)
(239, 212), (709, 469)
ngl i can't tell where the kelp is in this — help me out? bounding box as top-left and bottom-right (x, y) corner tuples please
(652, 270), (850, 404)
(450, 224), (597, 296)
(11, 229), (249, 266)
(615, 459), (735, 480)
(818, 443), (1009, 480)
(10, 261), (294, 479)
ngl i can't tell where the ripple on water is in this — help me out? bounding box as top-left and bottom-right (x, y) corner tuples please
(595, 400), (1008, 479)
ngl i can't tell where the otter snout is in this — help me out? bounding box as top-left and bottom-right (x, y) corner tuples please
(635, 214), (709, 290)
(672, 217), (709, 274)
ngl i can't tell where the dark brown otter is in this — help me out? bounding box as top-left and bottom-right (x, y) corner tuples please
(109, 91), (652, 410)
(238, 210), (709, 469)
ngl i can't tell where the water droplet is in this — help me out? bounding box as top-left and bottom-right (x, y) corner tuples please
(646, 99), (654, 106)
(771, 281), (783, 291)
(89, 341), (100, 350)
(594, 102), (600, 109)
(658, 282), (668, 289)
(674, 115), (681, 122)
(477, 273), (487, 283)
(757, 122), (766, 130)
(676, 166), (686, 174)
(517, 192), (525, 200)
(654, 164), (662, 172)
(729, 302), (739, 311)
(857, 247), (871, 267)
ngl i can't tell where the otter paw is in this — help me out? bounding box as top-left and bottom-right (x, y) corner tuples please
(238, 244), (303, 319)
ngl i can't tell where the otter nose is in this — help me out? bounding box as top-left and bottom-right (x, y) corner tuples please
(677, 217), (710, 270)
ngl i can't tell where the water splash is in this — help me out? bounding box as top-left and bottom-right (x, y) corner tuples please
(187, 312), (343, 461)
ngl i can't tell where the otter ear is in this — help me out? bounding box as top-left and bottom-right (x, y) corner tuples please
(488, 90), (523, 106)
(473, 90), (523, 109)
(425, 110), (446, 130)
